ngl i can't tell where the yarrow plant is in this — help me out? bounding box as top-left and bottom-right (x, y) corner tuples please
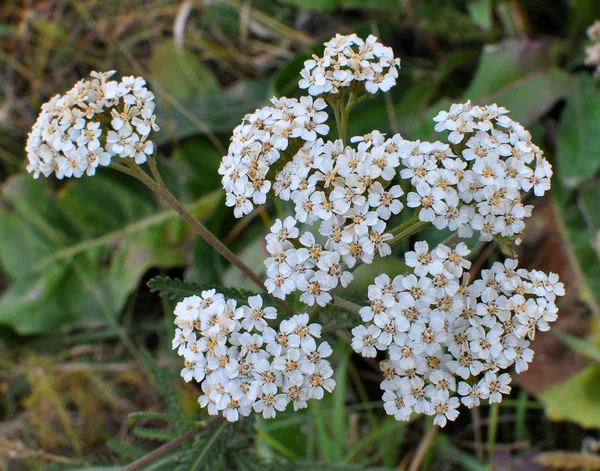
(173, 291), (335, 421)
(27, 34), (564, 428)
(26, 71), (158, 179)
(351, 241), (563, 426)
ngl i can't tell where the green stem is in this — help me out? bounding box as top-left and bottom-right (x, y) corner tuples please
(387, 212), (432, 247)
(338, 96), (350, 144)
(388, 213), (422, 236)
(328, 91), (367, 145)
(486, 402), (500, 466)
(114, 160), (294, 315)
(109, 160), (133, 174)
(389, 220), (432, 247)
(147, 153), (165, 187)
(326, 97), (342, 140)
(338, 92), (362, 144)
(332, 295), (362, 314)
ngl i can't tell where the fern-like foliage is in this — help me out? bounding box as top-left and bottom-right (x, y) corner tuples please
(133, 426), (178, 442)
(174, 418), (270, 471)
(147, 275), (260, 304)
(138, 349), (188, 434)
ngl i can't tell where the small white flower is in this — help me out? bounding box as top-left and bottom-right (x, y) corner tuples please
(432, 396), (460, 427)
(383, 390), (412, 421)
(479, 372), (511, 403)
(351, 324), (381, 357)
(242, 295), (277, 332)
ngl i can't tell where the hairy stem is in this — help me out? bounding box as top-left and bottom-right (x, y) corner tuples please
(338, 95), (350, 144)
(389, 220), (432, 247)
(332, 295), (362, 314)
(388, 213), (422, 236)
(387, 211), (432, 247)
(327, 96), (342, 140)
(115, 160), (294, 315)
(147, 153), (166, 187)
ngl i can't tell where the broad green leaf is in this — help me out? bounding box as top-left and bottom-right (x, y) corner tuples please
(581, 183), (600, 230)
(581, 183), (600, 263)
(539, 364), (600, 428)
(463, 39), (570, 125)
(0, 177), (74, 278)
(0, 175), (218, 334)
(418, 39), (570, 141)
(395, 50), (478, 139)
(275, 47), (319, 98)
(412, 98), (453, 141)
(435, 48), (481, 83)
(32, 191), (219, 272)
(172, 136), (223, 197)
(559, 192), (600, 309)
(465, 39), (561, 100)
(476, 68), (571, 125)
(396, 81), (439, 138)
(0, 264), (91, 334)
(556, 74), (600, 187)
(467, 0), (493, 30)
(155, 79), (270, 143)
(567, 0), (599, 38)
(150, 40), (219, 102)
(553, 331), (600, 363)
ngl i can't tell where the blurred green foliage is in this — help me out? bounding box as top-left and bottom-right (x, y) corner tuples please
(2, 0), (600, 469)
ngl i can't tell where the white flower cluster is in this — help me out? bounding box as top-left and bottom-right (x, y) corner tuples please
(585, 20), (600, 76)
(264, 133), (406, 305)
(400, 101), (552, 242)
(172, 291), (335, 422)
(26, 71), (158, 179)
(219, 96), (330, 217)
(350, 241), (564, 427)
(299, 34), (401, 96)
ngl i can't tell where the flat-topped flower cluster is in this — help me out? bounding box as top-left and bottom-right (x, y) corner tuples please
(299, 33), (401, 96)
(173, 291), (335, 422)
(350, 242), (564, 426)
(26, 71), (158, 179)
(409, 100), (552, 241)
